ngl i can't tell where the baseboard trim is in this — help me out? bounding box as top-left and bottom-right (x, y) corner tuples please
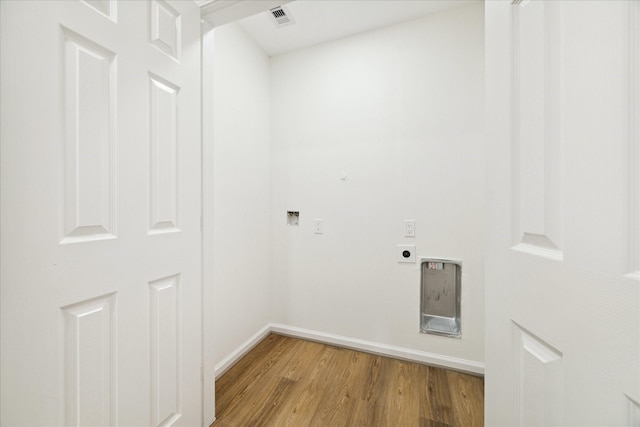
(270, 323), (484, 376)
(215, 323), (484, 379)
(214, 324), (272, 379)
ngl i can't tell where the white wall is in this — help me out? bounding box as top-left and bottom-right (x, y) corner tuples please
(270, 3), (485, 363)
(211, 22), (272, 366)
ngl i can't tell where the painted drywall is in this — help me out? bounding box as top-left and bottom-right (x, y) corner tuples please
(210, 22), (273, 366)
(270, 3), (485, 363)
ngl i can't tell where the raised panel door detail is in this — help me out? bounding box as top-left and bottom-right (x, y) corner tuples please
(62, 293), (116, 427)
(149, 73), (179, 234)
(511, 0), (564, 261)
(61, 27), (116, 244)
(513, 323), (563, 427)
(149, 0), (180, 61)
(628, 396), (640, 426)
(628, 0), (640, 279)
(81, 0), (116, 22)
(149, 274), (181, 426)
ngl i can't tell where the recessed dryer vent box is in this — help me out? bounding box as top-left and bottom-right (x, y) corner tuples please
(420, 258), (461, 338)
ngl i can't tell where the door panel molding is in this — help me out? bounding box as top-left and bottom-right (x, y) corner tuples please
(510, 0), (564, 261)
(512, 322), (563, 427)
(81, 0), (117, 22)
(150, 0), (181, 62)
(149, 274), (182, 427)
(61, 26), (116, 244)
(148, 72), (180, 235)
(62, 293), (117, 426)
(627, 395), (640, 426)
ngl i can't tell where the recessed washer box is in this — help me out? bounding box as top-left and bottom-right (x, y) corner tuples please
(286, 211), (299, 226)
(420, 258), (462, 338)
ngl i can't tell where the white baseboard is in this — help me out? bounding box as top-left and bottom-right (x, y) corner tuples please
(215, 323), (484, 379)
(270, 323), (484, 375)
(214, 324), (272, 379)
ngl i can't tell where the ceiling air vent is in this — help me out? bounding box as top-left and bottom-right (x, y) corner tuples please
(269, 6), (295, 28)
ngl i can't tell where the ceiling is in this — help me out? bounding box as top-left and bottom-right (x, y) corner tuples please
(235, 0), (479, 56)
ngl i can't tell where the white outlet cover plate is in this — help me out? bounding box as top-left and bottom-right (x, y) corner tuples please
(404, 220), (415, 237)
(397, 245), (416, 263)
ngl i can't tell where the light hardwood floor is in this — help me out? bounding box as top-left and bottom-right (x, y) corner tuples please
(213, 334), (484, 427)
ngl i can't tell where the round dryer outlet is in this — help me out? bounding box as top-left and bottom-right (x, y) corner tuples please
(397, 245), (416, 263)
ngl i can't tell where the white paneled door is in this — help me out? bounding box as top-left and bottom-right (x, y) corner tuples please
(1, 1), (202, 425)
(486, 1), (639, 426)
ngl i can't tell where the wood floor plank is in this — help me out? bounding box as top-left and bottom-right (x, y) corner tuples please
(448, 370), (484, 427)
(358, 353), (384, 404)
(389, 360), (420, 426)
(215, 335), (300, 421)
(244, 377), (298, 427)
(321, 349), (375, 427)
(215, 334), (285, 412)
(420, 418), (453, 427)
(423, 365), (455, 425)
(344, 398), (376, 427)
(266, 343), (338, 426)
(339, 352), (378, 426)
(368, 355), (397, 426)
(213, 334), (484, 427)
(218, 337), (311, 425)
(308, 346), (362, 427)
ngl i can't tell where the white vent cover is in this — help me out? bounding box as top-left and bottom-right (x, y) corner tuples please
(269, 6), (295, 27)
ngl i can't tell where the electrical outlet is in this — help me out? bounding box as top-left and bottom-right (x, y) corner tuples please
(314, 219), (323, 234)
(397, 245), (416, 263)
(404, 220), (415, 237)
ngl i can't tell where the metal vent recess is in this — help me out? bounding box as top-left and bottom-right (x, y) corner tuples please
(269, 6), (295, 27)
